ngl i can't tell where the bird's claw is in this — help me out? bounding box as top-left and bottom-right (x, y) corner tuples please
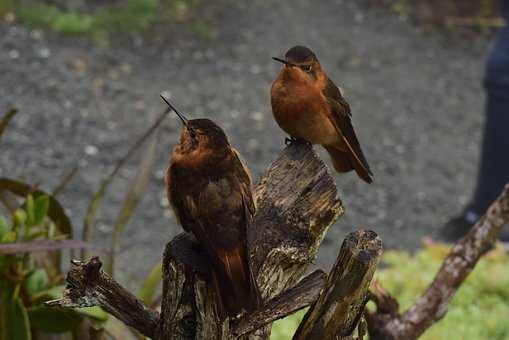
(285, 136), (299, 146)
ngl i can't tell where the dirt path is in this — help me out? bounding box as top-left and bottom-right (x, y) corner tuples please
(0, 0), (491, 286)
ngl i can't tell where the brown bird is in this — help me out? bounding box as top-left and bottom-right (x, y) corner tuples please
(162, 95), (260, 317)
(271, 45), (373, 183)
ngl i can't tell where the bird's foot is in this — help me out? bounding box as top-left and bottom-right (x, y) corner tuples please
(285, 136), (301, 146)
(285, 136), (311, 147)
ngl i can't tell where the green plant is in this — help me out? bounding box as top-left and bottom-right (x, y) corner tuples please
(270, 242), (509, 339)
(0, 195), (108, 340)
(0, 107), (166, 338)
(0, 0), (213, 42)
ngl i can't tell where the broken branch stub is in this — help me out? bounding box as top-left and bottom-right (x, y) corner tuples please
(45, 257), (159, 339)
(293, 230), (383, 340)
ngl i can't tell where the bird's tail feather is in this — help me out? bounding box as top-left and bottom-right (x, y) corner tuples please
(212, 245), (260, 318)
(325, 146), (373, 183)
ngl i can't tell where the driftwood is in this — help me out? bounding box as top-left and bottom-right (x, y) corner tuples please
(367, 184), (509, 340)
(293, 230), (382, 340)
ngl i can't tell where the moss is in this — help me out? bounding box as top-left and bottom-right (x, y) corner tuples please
(271, 242), (509, 339)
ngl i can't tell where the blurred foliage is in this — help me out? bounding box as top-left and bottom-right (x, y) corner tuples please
(270, 242), (509, 339)
(0, 193), (108, 340)
(369, 0), (504, 33)
(0, 108), (165, 338)
(0, 0), (213, 43)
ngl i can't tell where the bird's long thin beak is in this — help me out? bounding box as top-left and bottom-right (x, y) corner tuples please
(160, 94), (189, 126)
(272, 57), (297, 67)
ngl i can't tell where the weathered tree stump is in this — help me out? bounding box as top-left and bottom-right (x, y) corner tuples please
(159, 142), (343, 339)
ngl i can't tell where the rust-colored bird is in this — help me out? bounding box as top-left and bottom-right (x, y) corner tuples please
(271, 45), (373, 183)
(162, 95), (260, 317)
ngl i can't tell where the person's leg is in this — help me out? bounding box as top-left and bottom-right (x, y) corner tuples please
(471, 23), (509, 216)
(469, 93), (509, 217)
(440, 25), (509, 241)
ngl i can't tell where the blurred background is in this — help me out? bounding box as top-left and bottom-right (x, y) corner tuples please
(1, 0), (508, 339)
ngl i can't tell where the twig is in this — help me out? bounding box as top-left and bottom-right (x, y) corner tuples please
(233, 270), (327, 336)
(45, 257), (159, 339)
(367, 184), (509, 340)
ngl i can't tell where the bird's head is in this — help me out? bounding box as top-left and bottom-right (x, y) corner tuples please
(161, 95), (229, 154)
(273, 45), (322, 84)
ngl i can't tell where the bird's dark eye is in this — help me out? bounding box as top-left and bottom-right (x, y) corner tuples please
(302, 65), (312, 72)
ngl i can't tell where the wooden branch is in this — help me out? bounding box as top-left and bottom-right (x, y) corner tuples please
(159, 142), (343, 339)
(233, 270), (327, 336)
(293, 230), (382, 340)
(45, 257), (159, 339)
(367, 184), (509, 340)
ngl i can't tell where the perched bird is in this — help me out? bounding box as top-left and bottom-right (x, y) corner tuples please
(162, 95), (260, 317)
(271, 45), (373, 183)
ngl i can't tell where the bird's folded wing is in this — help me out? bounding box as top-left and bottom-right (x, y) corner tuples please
(324, 80), (372, 176)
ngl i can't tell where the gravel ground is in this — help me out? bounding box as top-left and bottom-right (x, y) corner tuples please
(0, 0), (492, 287)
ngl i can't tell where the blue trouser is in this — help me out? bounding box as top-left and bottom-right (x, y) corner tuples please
(470, 18), (509, 214)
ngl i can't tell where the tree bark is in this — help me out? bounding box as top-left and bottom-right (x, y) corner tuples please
(293, 230), (382, 340)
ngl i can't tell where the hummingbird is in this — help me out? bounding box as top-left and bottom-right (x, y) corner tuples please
(162, 95), (260, 318)
(271, 45), (373, 183)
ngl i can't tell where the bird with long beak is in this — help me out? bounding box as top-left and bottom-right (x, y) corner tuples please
(161, 95), (260, 318)
(271, 45), (373, 183)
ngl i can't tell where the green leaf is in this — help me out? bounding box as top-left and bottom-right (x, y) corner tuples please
(33, 195), (49, 226)
(0, 108), (17, 142)
(138, 261), (162, 306)
(1, 297), (32, 340)
(0, 216), (8, 240)
(31, 285), (65, 305)
(28, 305), (82, 333)
(13, 209), (27, 228)
(107, 130), (160, 274)
(1, 231), (16, 243)
(26, 195), (35, 227)
(77, 306), (108, 321)
(0, 178), (73, 238)
(25, 269), (49, 295)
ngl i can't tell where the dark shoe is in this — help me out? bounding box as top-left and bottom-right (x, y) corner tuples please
(440, 211), (509, 243)
(439, 213), (473, 243)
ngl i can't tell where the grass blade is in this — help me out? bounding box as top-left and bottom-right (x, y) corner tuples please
(0, 108), (18, 142)
(138, 261), (162, 307)
(81, 107), (169, 260)
(106, 129), (160, 275)
(52, 166), (79, 198)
